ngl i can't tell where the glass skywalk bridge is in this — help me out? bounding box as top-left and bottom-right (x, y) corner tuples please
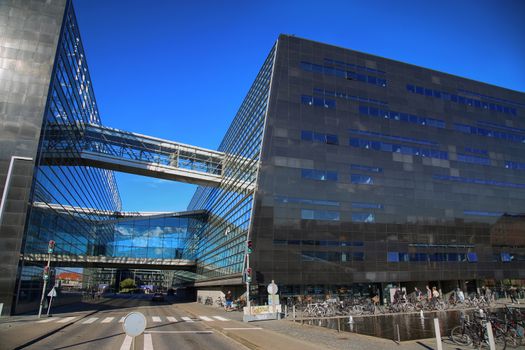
(41, 122), (250, 188)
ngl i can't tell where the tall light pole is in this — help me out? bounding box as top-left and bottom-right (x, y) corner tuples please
(0, 156), (33, 226)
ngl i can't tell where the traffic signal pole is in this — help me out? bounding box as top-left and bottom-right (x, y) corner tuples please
(38, 240), (55, 318)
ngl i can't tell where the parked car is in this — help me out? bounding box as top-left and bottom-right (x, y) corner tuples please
(152, 292), (164, 302)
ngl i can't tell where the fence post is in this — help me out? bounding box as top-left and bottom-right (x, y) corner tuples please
(433, 318), (443, 350)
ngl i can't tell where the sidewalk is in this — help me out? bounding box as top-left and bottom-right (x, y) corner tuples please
(179, 302), (502, 350)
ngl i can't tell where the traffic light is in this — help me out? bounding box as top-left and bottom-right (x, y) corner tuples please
(245, 267), (252, 283)
(247, 240), (253, 254)
(43, 266), (50, 281)
(48, 240), (56, 254)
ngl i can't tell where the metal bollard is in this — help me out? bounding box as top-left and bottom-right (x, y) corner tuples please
(284, 305), (288, 318)
(396, 324), (401, 343)
(420, 310), (424, 319)
(433, 318), (443, 350)
(293, 305), (296, 320)
(485, 321), (496, 350)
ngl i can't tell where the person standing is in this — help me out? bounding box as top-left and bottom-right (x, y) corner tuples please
(225, 290), (233, 310)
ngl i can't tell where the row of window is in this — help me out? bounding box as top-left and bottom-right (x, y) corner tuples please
(408, 243), (475, 248)
(476, 120), (525, 134)
(351, 202), (383, 209)
(273, 239), (364, 247)
(301, 95), (336, 108)
(302, 251), (365, 262)
(464, 147), (488, 156)
(456, 153), (491, 166)
(359, 105), (446, 129)
(464, 210), (503, 217)
(323, 58), (386, 75)
(301, 169), (338, 181)
(352, 213), (375, 223)
(387, 251), (478, 262)
(454, 123), (525, 143)
(301, 130), (339, 145)
(300, 61), (387, 87)
(505, 160), (525, 170)
(433, 174), (525, 189)
(458, 88), (525, 109)
(274, 196), (340, 207)
(349, 128), (439, 147)
(313, 88), (388, 106)
(350, 164), (383, 173)
(350, 137), (449, 160)
(351, 174), (374, 184)
(301, 209), (340, 221)
(406, 84), (517, 116)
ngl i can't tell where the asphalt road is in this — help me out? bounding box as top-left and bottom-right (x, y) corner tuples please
(14, 295), (246, 350)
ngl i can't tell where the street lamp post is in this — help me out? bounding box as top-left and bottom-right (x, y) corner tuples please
(0, 156), (33, 226)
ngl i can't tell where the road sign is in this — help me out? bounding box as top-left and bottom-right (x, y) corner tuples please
(47, 288), (57, 297)
(123, 311), (147, 337)
(267, 280), (278, 295)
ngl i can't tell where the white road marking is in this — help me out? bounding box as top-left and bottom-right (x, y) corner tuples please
(146, 331), (213, 334)
(120, 335), (133, 350)
(57, 316), (76, 323)
(181, 317), (193, 323)
(101, 317), (115, 323)
(152, 316), (162, 323)
(166, 316), (177, 322)
(144, 333), (154, 350)
(223, 327), (263, 330)
(82, 317), (98, 324)
(199, 316), (214, 321)
(212, 316), (229, 321)
(119, 317), (125, 323)
(37, 318), (56, 323)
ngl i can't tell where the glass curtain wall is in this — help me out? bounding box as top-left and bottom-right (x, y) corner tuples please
(187, 45), (277, 280)
(16, 2), (121, 311)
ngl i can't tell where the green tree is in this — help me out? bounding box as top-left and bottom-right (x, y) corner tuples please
(119, 278), (136, 290)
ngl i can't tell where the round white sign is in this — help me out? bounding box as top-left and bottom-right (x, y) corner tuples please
(267, 282), (278, 295)
(123, 311), (147, 337)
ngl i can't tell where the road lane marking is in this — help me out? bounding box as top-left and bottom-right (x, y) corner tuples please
(144, 333), (154, 350)
(101, 317), (115, 323)
(166, 317), (177, 322)
(120, 335), (133, 350)
(37, 318), (56, 323)
(181, 317), (193, 323)
(57, 316), (76, 323)
(82, 317), (98, 324)
(119, 317), (125, 323)
(212, 316), (229, 321)
(152, 316), (162, 322)
(199, 316), (214, 321)
(146, 331), (213, 334)
(223, 327), (263, 330)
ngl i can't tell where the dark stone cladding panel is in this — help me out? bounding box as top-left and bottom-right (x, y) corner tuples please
(250, 34), (525, 291)
(0, 0), (67, 315)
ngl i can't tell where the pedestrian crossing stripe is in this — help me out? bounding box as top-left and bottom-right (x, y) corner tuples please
(37, 315), (230, 324)
(57, 316), (76, 323)
(82, 317), (98, 324)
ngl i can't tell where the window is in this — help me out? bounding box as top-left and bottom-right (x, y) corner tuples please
(301, 209), (340, 221)
(351, 174), (373, 184)
(352, 202), (383, 209)
(302, 169), (338, 181)
(501, 252), (512, 262)
(467, 252), (478, 262)
(352, 213), (375, 222)
(387, 252), (399, 262)
(350, 164), (382, 173)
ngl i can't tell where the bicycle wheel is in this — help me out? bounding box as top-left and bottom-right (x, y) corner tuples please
(451, 325), (473, 346)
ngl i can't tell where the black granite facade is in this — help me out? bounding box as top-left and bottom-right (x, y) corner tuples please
(0, 0), (67, 316)
(249, 34), (525, 298)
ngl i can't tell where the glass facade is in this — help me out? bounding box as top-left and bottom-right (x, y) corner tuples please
(248, 34), (525, 299)
(16, 1), (122, 312)
(187, 45), (276, 282)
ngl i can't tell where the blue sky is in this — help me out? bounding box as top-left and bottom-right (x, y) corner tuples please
(73, 0), (525, 212)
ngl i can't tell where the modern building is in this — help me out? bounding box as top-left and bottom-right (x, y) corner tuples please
(1, 0), (524, 315)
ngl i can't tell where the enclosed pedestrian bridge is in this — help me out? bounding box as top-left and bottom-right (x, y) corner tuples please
(41, 122), (254, 191)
